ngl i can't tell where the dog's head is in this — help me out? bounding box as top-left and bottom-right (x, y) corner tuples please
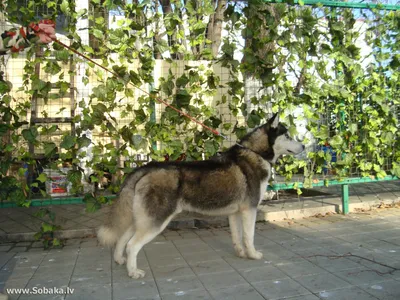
(265, 114), (305, 161)
(240, 113), (305, 163)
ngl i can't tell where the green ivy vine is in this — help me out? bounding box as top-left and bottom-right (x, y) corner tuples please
(0, 0), (399, 215)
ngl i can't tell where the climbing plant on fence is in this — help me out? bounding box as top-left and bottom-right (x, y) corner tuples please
(0, 0), (399, 206)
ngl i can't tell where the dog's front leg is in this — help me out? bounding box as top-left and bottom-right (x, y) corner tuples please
(229, 212), (246, 258)
(240, 208), (263, 260)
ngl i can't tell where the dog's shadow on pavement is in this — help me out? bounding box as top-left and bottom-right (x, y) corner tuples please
(0, 255), (17, 293)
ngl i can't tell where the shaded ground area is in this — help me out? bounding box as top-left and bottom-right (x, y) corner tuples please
(1, 207), (400, 299)
(0, 181), (399, 242)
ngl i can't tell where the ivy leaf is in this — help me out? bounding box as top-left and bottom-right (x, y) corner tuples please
(247, 111), (261, 128)
(204, 140), (217, 156)
(207, 74), (217, 89)
(132, 135), (144, 148)
(83, 193), (101, 213)
(52, 238), (61, 247)
(92, 29), (104, 39)
(176, 74), (189, 88)
(391, 163), (400, 177)
(37, 173), (48, 183)
(0, 80), (12, 93)
(43, 142), (57, 157)
(134, 109), (147, 123)
(41, 223), (53, 233)
(60, 0), (70, 15)
(77, 136), (91, 148)
(175, 90), (192, 109)
(22, 127), (38, 143)
(67, 170), (82, 184)
(31, 78), (47, 91)
(60, 135), (75, 150)
(44, 61), (62, 75)
(329, 135), (343, 148)
(349, 123), (358, 135)
(0, 124), (9, 136)
(129, 71), (141, 86)
(55, 50), (70, 62)
(34, 232), (42, 240)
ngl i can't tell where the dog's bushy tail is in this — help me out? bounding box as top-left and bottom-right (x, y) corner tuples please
(97, 169), (147, 247)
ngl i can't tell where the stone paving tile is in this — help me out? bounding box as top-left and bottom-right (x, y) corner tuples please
(223, 255), (279, 271)
(275, 260), (328, 278)
(285, 295), (320, 300)
(18, 294), (65, 300)
(155, 275), (204, 296)
(144, 243), (180, 258)
(70, 269), (112, 285)
(305, 256), (364, 273)
(40, 253), (78, 267)
(11, 253), (47, 268)
(161, 288), (212, 300)
(317, 286), (381, 300)
(0, 245), (13, 252)
(112, 280), (160, 300)
(183, 250), (222, 265)
(65, 283), (111, 300)
(197, 270), (247, 290)
(238, 264), (289, 283)
(199, 237), (232, 251)
(25, 275), (71, 291)
(10, 247), (28, 252)
(2, 278), (32, 291)
(208, 283), (264, 300)
(334, 267), (396, 285)
(174, 243), (215, 254)
(171, 237), (205, 247)
(293, 272), (352, 293)
(152, 264), (196, 279)
(147, 253), (186, 268)
(0, 267), (36, 283)
(191, 259), (234, 275)
(112, 266), (153, 283)
(252, 277), (312, 299)
(358, 280), (400, 300)
(79, 238), (99, 248)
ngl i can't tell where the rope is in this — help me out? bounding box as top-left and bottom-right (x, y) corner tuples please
(52, 38), (224, 139)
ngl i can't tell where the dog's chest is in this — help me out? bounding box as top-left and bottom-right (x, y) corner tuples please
(259, 159), (272, 204)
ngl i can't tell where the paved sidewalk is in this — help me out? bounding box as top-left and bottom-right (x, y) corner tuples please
(0, 181), (399, 242)
(1, 207), (400, 300)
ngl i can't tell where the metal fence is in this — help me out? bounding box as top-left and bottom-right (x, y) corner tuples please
(0, 0), (399, 212)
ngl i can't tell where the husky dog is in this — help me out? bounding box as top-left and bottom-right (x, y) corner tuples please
(97, 114), (304, 279)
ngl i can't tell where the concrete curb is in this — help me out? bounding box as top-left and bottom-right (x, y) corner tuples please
(0, 293), (9, 300)
(0, 228), (96, 242)
(259, 197), (400, 221)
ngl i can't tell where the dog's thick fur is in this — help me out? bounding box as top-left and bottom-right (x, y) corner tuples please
(98, 114), (304, 278)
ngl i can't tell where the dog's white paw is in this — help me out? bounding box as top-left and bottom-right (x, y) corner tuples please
(234, 247), (247, 258)
(247, 250), (263, 260)
(114, 255), (126, 265)
(128, 268), (146, 279)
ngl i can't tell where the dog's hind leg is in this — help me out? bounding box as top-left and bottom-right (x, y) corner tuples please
(229, 213), (246, 258)
(241, 208), (263, 260)
(114, 225), (134, 265)
(125, 214), (176, 279)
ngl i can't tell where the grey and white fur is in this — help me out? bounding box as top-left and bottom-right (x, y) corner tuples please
(97, 114), (304, 279)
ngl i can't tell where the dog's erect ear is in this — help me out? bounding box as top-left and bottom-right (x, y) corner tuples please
(267, 113), (279, 129)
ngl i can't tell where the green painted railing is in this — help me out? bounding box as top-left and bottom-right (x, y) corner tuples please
(267, 175), (399, 214)
(267, 175), (399, 190)
(264, 0), (400, 11)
